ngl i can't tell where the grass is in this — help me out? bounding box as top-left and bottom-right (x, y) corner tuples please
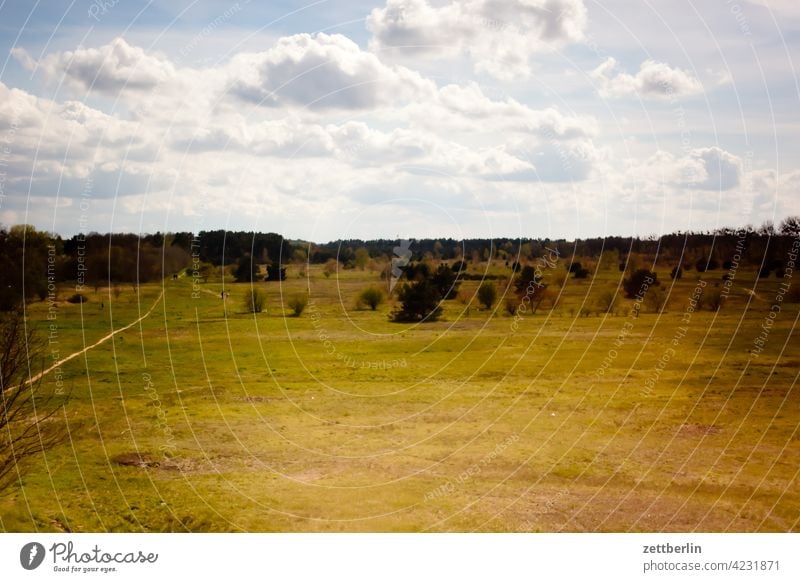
(1, 261), (798, 532)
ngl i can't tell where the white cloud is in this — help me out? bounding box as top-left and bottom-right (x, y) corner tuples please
(410, 82), (596, 138)
(591, 58), (703, 99)
(367, 0), (587, 80)
(14, 38), (175, 94)
(229, 33), (435, 109)
(632, 147), (742, 192)
(4, 29), (792, 241)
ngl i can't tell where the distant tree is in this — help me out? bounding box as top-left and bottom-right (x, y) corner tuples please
(779, 216), (800, 236)
(705, 287), (724, 311)
(623, 269), (659, 299)
(287, 294), (308, 317)
(504, 297), (518, 316)
(706, 257), (720, 270)
(266, 264), (286, 281)
(244, 288), (265, 313)
(477, 282), (497, 310)
(392, 280), (442, 322)
(513, 266), (549, 313)
(402, 262), (432, 282)
(1, 310), (69, 493)
(514, 266), (542, 295)
(198, 262), (219, 283)
(431, 264), (460, 299)
(291, 248), (307, 263)
(644, 287), (668, 313)
(354, 248), (370, 270)
(0, 226), (52, 310)
(670, 265), (683, 280)
(568, 261), (583, 274)
(358, 287), (384, 311)
(324, 259), (339, 278)
(597, 289), (618, 314)
(758, 266), (771, 278)
(722, 260), (733, 270)
(573, 268), (590, 279)
(695, 257), (708, 273)
(234, 254), (259, 283)
(451, 260), (468, 272)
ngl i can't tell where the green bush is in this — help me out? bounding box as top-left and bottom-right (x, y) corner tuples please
(477, 282), (497, 309)
(287, 294), (308, 317)
(244, 288), (265, 313)
(67, 293), (88, 304)
(392, 280), (442, 322)
(358, 287), (384, 311)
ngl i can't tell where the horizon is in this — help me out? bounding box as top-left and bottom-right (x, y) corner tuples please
(3, 214), (797, 246)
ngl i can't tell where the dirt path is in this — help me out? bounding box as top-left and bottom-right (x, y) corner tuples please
(27, 289), (165, 386)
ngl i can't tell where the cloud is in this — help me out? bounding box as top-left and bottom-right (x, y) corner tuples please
(686, 147), (743, 190)
(411, 82), (596, 138)
(591, 58), (703, 99)
(14, 38), (175, 95)
(367, 0), (587, 80)
(631, 147), (742, 194)
(229, 33), (435, 109)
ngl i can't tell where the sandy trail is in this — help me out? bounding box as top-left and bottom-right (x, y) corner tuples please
(26, 289), (165, 386)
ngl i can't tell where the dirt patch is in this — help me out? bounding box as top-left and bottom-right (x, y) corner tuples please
(677, 423), (722, 437)
(232, 395), (273, 403)
(113, 452), (162, 468)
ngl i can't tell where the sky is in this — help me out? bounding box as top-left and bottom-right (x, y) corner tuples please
(0, 0), (797, 242)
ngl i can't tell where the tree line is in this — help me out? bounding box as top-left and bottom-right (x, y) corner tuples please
(1, 218), (798, 311)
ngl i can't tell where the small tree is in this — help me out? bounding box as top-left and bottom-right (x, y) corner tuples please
(514, 266), (542, 295)
(266, 264), (286, 282)
(504, 297), (518, 316)
(623, 269), (659, 299)
(392, 280), (442, 322)
(477, 282), (497, 309)
(234, 254), (259, 283)
(644, 287), (668, 313)
(323, 259), (339, 278)
(1, 310), (69, 493)
(431, 264), (460, 299)
(354, 248), (370, 270)
(67, 293), (88, 304)
(597, 289), (618, 314)
(670, 265), (683, 280)
(287, 294), (308, 317)
(573, 268), (590, 279)
(244, 288), (266, 313)
(358, 287), (384, 311)
(706, 287), (724, 311)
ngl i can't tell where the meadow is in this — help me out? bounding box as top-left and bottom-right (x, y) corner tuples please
(1, 258), (798, 532)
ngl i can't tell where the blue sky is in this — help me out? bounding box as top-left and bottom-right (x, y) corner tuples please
(0, 0), (797, 241)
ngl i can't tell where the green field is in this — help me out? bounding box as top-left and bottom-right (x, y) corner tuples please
(1, 261), (798, 532)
